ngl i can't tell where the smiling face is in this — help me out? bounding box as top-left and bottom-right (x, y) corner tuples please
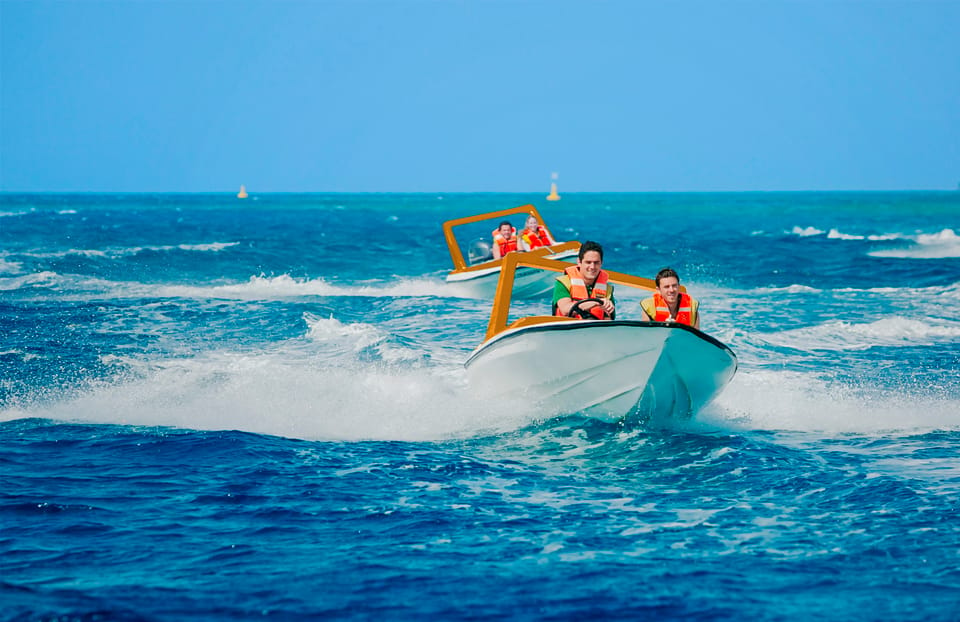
(657, 275), (680, 306)
(578, 250), (603, 283)
(499, 223), (514, 239)
(525, 216), (539, 231)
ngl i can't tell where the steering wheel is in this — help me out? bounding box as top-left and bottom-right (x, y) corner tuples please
(568, 298), (605, 320)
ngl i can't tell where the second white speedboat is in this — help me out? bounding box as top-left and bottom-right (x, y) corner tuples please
(464, 253), (737, 423)
(442, 204), (579, 299)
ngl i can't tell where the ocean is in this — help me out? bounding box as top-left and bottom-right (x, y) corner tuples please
(2, 191), (959, 620)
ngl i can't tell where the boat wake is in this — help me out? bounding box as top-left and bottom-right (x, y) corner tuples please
(704, 368), (960, 435)
(0, 347), (541, 442)
(0, 271), (464, 300)
(3, 349), (958, 441)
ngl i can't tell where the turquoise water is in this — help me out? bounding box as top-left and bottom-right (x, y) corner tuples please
(2, 192), (959, 620)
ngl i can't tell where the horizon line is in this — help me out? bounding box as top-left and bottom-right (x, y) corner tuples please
(2, 188), (958, 195)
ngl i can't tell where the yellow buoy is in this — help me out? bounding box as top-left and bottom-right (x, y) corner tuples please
(546, 173), (560, 201)
(237, 185), (248, 199)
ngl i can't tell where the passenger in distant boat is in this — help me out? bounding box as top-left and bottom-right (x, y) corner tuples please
(552, 240), (616, 320)
(640, 267), (700, 329)
(492, 221), (518, 259)
(518, 214), (556, 251)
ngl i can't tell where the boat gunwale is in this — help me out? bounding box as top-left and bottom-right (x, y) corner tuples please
(464, 320), (737, 369)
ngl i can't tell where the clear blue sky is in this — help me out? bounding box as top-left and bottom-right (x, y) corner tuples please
(2, 0), (958, 192)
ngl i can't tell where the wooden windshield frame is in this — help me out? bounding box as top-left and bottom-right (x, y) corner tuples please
(484, 252), (686, 341)
(442, 204), (570, 273)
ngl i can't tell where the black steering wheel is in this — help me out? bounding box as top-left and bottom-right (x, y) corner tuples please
(568, 298), (605, 320)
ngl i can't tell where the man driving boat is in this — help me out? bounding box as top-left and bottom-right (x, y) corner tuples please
(640, 267), (700, 329)
(552, 241), (616, 320)
(491, 221), (518, 260)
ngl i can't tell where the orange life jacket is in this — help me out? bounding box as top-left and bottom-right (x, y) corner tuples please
(492, 227), (518, 256)
(521, 226), (552, 249)
(651, 291), (693, 325)
(557, 265), (610, 320)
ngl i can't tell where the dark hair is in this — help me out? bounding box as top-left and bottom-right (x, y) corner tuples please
(655, 267), (679, 287)
(579, 240), (604, 261)
(498, 221), (513, 229)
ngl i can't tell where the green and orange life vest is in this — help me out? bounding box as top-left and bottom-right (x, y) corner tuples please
(556, 265), (611, 320)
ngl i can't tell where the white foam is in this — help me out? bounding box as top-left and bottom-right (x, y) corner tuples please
(303, 313), (425, 363)
(869, 228), (960, 259)
(175, 242), (239, 252)
(790, 226), (824, 237)
(0, 349), (40, 361)
(701, 368), (960, 434)
(0, 209), (34, 218)
(16, 241), (239, 260)
(5, 344), (957, 440)
(0, 312), (536, 441)
(0, 271), (61, 291)
(752, 284), (821, 295)
(0, 269), (479, 301)
(0, 257), (23, 275)
(826, 228), (864, 240)
(825, 229), (905, 241)
(155, 274), (452, 300)
(758, 317), (960, 351)
(788, 224), (960, 258)
(0, 348), (538, 441)
(917, 228), (960, 245)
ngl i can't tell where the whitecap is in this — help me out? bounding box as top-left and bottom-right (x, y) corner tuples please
(0, 271), (62, 292)
(826, 228), (864, 240)
(174, 242), (239, 252)
(0, 257), (23, 275)
(15, 242), (240, 260)
(869, 228), (960, 259)
(790, 226), (824, 237)
(758, 317), (960, 351)
(155, 274), (452, 300)
(752, 284), (822, 295)
(0, 209), (34, 218)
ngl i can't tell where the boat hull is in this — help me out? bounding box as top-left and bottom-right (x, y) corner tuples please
(464, 321), (737, 423)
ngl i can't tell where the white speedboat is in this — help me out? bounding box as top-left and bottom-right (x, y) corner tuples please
(443, 204), (579, 299)
(464, 253), (737, 422)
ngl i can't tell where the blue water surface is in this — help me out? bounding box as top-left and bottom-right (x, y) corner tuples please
(2, 192), (959, 620)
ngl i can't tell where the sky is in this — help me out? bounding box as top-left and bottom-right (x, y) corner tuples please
(1, 0), (958, 193)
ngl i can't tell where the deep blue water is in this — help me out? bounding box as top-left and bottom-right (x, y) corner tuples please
(2, 192), (959, 620)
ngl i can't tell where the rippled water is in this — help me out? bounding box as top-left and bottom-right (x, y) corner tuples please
(2, 192), (959, 620)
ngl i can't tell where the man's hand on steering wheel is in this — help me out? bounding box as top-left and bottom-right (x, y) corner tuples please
(567, 298), (606, 320)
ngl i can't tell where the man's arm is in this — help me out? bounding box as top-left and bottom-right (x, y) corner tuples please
(640, 298), (655, 321)
(552, 280), (572, 316)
